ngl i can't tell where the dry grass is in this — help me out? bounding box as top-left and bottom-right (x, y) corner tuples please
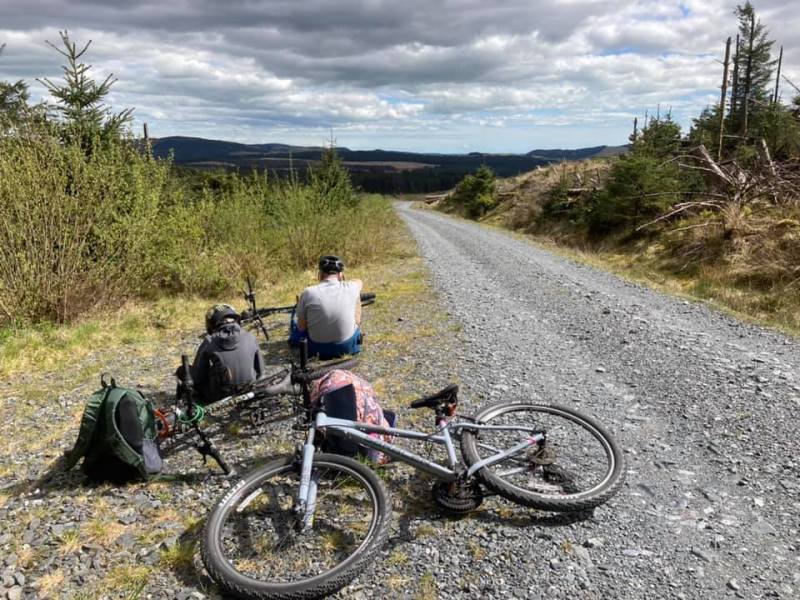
(414, 572), (439, 600)
(33, 569), (66, 599)
(442, 159), (800, 338)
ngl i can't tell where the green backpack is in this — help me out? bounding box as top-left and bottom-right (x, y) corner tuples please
(65, 376), (162, 482)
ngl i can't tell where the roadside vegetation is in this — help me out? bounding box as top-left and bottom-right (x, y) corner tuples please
(441, 2), (800, 334)
(0, 32), (402, 332)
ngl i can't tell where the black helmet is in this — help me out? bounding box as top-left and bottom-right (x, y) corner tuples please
(205, 303), (240, 334)
(318, 255), (345, 274)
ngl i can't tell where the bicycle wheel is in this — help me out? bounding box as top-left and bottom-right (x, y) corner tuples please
(461, 402), (625, 512)
(201, 453), (391, 600)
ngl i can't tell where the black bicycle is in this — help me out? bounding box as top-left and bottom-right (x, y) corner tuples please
(239, 277), (375, 341)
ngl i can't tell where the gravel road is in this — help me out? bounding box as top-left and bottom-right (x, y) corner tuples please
(395, 202), (800, 600)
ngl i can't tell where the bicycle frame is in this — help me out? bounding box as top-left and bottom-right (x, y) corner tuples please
(293, 409), (545, 526)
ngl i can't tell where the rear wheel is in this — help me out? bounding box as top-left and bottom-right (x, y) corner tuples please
(461, 402), (625, 512)
(202, 453), (391, 599)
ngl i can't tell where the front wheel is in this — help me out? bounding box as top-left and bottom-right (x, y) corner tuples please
(201, 453), (391, 600)
(461, 402), (625, 512)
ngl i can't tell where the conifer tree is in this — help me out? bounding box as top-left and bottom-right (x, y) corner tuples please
(729, 2), (775, 136)
(37, 31), (132, 148)
(0, 44), (34, 131)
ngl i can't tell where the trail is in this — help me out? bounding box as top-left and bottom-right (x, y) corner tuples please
(397, 202), (800, 599)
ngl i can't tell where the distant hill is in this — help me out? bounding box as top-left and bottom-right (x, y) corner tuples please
(151, 136), (627, 194)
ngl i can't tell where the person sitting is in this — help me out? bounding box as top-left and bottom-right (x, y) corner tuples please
(290, 255), (363, 360)
(190, 303), (266, 404)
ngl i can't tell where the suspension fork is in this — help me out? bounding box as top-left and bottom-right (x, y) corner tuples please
(295, 426), (318, 530)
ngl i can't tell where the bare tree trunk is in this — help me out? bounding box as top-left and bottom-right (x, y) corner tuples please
(773, 46), (783, 104)
(742, 15), (755, 137)
(731, 34), (740, 128)
(718, 37), (732, 162)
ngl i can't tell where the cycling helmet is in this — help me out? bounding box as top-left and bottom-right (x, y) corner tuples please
(205, 303), (240, 334)
(318, 255), (345, 274)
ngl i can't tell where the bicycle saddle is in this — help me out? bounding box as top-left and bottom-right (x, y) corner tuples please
(409, 384), (459, 409)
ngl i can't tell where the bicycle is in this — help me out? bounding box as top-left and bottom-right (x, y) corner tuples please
(153, 280), (374, 465)
(239, 277), (376, 341)
(155, 346), (359, 474)
(201, 365), (626, 599)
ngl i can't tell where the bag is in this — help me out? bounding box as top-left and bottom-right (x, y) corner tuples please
(64, 376), (162, 482)
(310, 370), (396, 463)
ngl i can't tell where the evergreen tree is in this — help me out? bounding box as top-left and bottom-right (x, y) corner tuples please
(0, 44), (36, 131)
(729, 2), (775, 136)
(37, 31), (132, 148)
(309, 143), (357, 210)
(452, 164), (497, 218)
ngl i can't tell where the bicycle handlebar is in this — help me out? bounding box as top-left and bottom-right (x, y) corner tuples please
(241, 292), (376, 324)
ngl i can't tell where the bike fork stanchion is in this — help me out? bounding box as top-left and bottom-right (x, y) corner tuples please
(302, 471), (321, 531)
(296, 425), (317, 529)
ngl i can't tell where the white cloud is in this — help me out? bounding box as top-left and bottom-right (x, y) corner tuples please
(1, 1), (797, 152)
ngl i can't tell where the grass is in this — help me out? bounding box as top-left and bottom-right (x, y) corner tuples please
(57, 529), (82, 555)
(414, 572), (438, 600)
(437, 163), (800, 338)
(33, 569), (65, 599)
(537, 235), (800, 336)
(0, 214), (468, 598)
(103, 565), (150, 599)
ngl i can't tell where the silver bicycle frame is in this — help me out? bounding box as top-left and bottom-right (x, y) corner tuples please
(295, 410), (544, 523)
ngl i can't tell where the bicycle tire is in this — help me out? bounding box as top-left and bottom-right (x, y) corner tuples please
(359, 292), (376, 307)
(202, 453), (391, 600)
(291, 357), (359, 384)
(460, 402), (625, 512)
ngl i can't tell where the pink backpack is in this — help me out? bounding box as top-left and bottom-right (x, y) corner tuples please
(310, 370), (395, 463)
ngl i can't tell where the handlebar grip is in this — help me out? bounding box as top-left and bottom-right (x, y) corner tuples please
(360, 292), (376, 306)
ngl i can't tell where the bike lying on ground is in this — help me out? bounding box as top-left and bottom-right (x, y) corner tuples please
(153, 281), (374, 468)
(201, 367), (626, 600)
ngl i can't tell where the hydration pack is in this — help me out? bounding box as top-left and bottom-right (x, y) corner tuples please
(64, 376), (162, 482)
(311, 370), (396, 463)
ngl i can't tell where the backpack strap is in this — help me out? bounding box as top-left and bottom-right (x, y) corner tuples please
(63, 385), (113, 471)
(102, 387), (148, 477)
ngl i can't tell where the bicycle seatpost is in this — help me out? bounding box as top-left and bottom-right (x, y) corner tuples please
(300, 339), (309, 371)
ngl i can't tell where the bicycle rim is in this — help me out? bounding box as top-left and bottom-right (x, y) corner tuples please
(461, 403), (624, 512)
(202, 454), (388, 599)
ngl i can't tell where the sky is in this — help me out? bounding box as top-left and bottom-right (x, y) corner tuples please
(1, 0), (798, 153)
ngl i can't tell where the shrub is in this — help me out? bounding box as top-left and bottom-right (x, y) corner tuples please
(0, 133), (169, 323)
(451, 165), (498, 218)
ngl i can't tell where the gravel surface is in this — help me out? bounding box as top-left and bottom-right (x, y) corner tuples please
(396, 202), (800, 600)
(2, 206), (799, 599)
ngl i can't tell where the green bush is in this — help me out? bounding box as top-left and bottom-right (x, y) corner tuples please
(451, 165), (498, 218)
(0, 132), (169, 322)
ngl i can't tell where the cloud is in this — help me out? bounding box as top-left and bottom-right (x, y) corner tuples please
(1, 0), (797, 152)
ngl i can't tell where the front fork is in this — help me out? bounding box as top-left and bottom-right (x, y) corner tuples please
(295, 427), (319, 531)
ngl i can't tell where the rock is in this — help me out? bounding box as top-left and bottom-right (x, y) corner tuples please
(6, 586), (22, 600)
(691, 547), (713, 563)
(573, 546), (593, 565)
(115, 533), (136, 548)
(728, 579), (741, 591)
(595, 367), (607, 373)
(584, 537), (605, 548)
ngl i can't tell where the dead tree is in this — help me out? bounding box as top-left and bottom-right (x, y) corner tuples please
(773, 46), (783, 103)
(718, 37), (732, 162)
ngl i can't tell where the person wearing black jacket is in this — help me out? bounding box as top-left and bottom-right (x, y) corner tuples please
(190, 304), (266, 404)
